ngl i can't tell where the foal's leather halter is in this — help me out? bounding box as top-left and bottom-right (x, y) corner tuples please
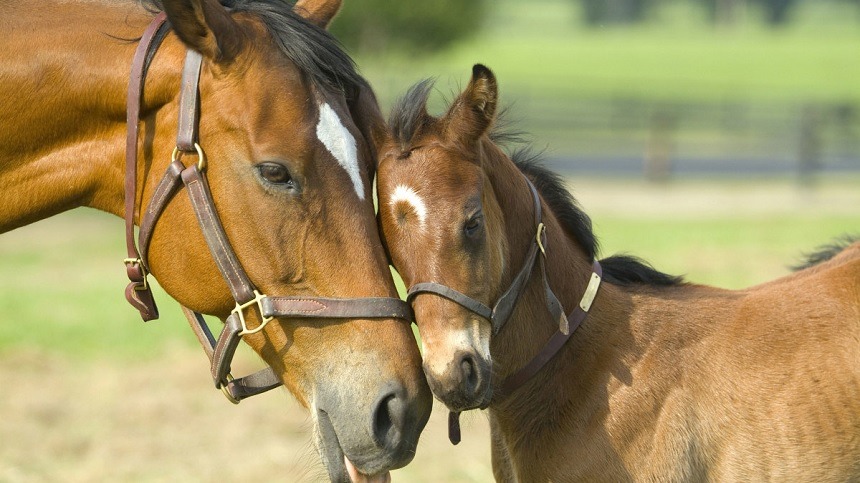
(123, 13), (411, 403)
(406, 177), (603, 443)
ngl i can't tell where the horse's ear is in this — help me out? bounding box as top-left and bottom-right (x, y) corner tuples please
(162, 0), (244, 63)
(444, 64), (498, 145)
(294, 0), (342, 29)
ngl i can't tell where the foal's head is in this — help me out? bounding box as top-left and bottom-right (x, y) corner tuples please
(140, 0), (429, 479)
(377, 66), (509, 411)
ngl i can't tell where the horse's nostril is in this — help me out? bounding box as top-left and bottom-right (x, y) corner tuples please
(371, 389), (404, 448)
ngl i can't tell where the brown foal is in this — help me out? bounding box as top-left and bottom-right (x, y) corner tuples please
(376, 64), (860, 481)
(0, 1), (431, 481)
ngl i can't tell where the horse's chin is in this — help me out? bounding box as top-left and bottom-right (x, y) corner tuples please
(315, 409), (392, 483)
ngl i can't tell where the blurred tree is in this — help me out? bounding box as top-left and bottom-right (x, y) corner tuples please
(329, 0), (486, 54)
(752, 0), (799, 25)
(579, 0), (654, 25)
(701, 0), (746, 26)
(699, 0), (803, 26)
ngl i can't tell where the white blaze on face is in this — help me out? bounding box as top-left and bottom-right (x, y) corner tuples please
(316, 102), (365, 200)
(389, 184), (427, 228)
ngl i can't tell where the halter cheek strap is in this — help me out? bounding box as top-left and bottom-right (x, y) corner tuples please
(123, 11), (168, 322)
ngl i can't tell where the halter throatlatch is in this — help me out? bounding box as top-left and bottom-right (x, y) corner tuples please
(123, 13), (412, 403)
(406, 177), (603, 444)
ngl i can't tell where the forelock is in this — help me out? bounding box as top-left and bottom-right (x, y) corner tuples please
(388, 78), (436, 149)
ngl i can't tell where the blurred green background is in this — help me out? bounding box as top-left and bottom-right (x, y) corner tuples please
(343, 0), (859, 183)
(1, 0), (858, 481)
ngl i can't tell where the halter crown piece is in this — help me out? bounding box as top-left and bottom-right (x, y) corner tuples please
(123, 12), (412, 403)
(406, 177), (603, 444)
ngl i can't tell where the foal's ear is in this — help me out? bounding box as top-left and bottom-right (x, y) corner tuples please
(294, 0), (342, 29)
(444, 64), (498, 145)
(162, 0), (244, 63)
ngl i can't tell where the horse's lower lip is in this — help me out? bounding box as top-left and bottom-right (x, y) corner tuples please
(345, 456), (392, 483)
(317, 409), (395, 482)
(316, 409), (350, 482)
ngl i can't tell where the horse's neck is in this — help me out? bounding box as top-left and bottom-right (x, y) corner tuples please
(0, 0), (181, 232)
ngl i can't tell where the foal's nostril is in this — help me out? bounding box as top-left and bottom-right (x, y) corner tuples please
(371, 389), (405, 448)
(458, 352), (482, 397)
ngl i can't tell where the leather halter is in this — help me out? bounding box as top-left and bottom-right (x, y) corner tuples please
(123, 13), (412, 403)
(406, 177), (602, 443)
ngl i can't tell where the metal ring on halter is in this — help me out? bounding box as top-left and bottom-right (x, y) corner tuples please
(171, 142), (207, 171)
(234, 290), (274, 336)
(219, 373), (240, 404)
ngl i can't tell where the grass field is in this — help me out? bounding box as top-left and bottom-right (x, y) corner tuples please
(1, 177), (857, 481)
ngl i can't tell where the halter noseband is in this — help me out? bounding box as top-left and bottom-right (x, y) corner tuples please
(405, 176), (603, 443)
(123, 13), (411, 403)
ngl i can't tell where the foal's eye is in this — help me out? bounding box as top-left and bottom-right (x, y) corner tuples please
(464, 214), (483, 238)
(256, 162), (293, 186)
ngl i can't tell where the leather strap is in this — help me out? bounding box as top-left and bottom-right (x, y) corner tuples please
(124, 12), (168, 321)
(180, 164), (258, 303)
(262, 296), (412, 320)
(182, 306), (281, 402)
(139, 160), (185, 261)
(407, 284), (492, 320)
(176, 50), (202, 151)
(498, 260), (602, 398)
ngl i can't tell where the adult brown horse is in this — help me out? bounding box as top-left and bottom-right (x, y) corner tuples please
(0, 0), (431, 481)
(376, 64), (860, 481)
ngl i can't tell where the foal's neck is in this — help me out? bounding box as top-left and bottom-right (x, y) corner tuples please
(0, 1), (182, 232)
(482, 140), (635, 470)
(483, 141), (595, 391)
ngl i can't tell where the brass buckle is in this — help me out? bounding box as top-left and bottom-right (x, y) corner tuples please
(234, 290), (274, 336)
(123, 258), (149, 290)
(535, 223), (547, 256)
(219, 373), (240, 405)
(171, 142), (207, 171)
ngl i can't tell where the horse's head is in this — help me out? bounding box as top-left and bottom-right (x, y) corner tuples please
(377, 66), (506, 412)
(142, 0), (430, 479)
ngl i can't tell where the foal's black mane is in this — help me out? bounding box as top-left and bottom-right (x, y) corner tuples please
(792, 234), (859, 271)
(389, 80), (684, 287)
(141, 0), (364, 95)
(512, 153), (683, 287)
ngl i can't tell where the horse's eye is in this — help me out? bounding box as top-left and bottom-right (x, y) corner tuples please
(257, 162), (293, 186)
(464, 214), (483, 238)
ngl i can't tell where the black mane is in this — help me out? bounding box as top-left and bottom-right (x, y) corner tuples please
(388, 79), (684, 288)
(792, 234), (859, 271)
(513, 153), (683, 287)
(142, 0), (364, 95)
